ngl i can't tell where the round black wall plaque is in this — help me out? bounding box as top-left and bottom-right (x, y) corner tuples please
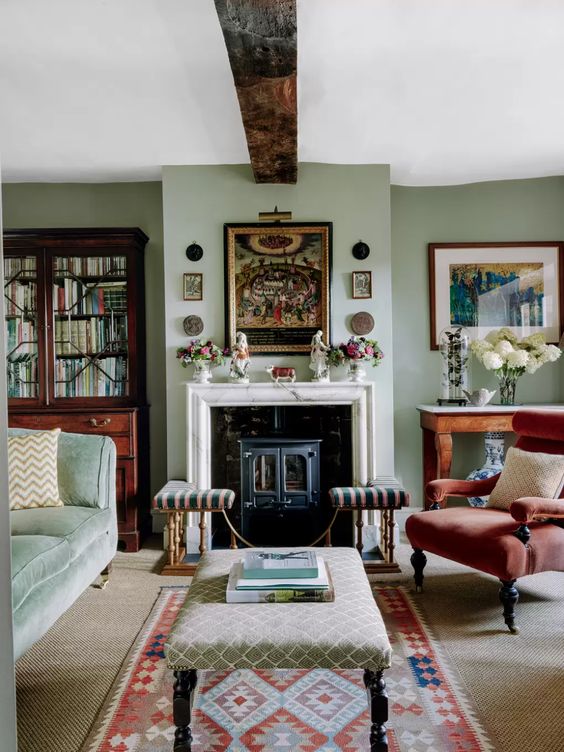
(186, 242), (203, 262)
(352, 241), (370, 260)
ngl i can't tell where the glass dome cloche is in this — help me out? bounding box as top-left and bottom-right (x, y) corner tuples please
(438, 325), (470, 405)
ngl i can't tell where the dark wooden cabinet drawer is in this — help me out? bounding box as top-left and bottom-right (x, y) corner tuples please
(9, 411), (132, 436)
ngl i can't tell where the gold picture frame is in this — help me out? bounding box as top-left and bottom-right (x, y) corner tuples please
(183, 272), (203, 301)
(352, 271), (372, 299)
(224, 222), (332, 353)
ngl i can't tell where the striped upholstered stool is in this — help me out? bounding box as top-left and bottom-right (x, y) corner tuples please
(328, 483), (410, 572)
(153, 481), (235, 575)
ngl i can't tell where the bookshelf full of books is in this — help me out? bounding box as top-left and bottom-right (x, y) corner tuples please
(226, 550), (334, 603)
(52, 254), (129, 398)
(4, 255), (39, 398)
(4, 228), (150, 552)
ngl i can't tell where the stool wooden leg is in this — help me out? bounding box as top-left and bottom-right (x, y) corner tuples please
(364, 669), (388, 751)
(167, 513), (176, 567)
(174, 512), (182, 563)
(387, 509), (395, 565)
(198, 511), (207, 556)
(230, 527), (238, 550)
(355, 508), (364, 555)
(173, 669), (197, 751)
(380, 509), (388, 556)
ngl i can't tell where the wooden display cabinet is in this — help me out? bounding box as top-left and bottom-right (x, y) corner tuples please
(3, 228), (150, 551)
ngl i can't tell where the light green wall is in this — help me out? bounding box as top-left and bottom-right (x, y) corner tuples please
(162, 163), (396, 481)
(0, 177), (18, 751)
(391, 176), (564, 506)
(1, 182), (167, 497)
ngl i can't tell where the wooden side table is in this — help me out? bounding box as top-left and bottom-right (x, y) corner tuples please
(417, 404), (520, 509)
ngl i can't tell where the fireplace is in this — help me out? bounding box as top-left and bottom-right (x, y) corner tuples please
(240, 437), (322, 545)
(184, 382), (398, 554)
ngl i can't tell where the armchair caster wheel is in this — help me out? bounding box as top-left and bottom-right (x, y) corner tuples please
(508, 624), (519, 634)
(415, 585), (423, 594)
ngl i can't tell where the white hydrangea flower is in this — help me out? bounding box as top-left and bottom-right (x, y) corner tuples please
(485, 330), (500, 345)
(526, 359), (541, 374)
(546, 344), (562, 362)
(497, 327), (518, 344)
(482, 351), (504, 371)
(470, 340), (493, 359)
(495, 340), (514, 357)
(520, 333), (546, 349)
(506, 349), (529, 369)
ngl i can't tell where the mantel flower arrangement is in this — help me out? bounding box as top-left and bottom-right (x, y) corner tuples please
(471, 327), (561, 405)
(176, 339), (230, 383)
(328, 336), (384, 382)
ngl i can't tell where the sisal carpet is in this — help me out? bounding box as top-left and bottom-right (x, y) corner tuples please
(81, 586), (494, 751)
(15, 536), (564, 752)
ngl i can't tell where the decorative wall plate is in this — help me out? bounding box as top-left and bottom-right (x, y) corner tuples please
(183, 315), (204, 336)
(186, 242), (203, 262)
(351, 311), (374, 335)
(352, 241), (370, 260)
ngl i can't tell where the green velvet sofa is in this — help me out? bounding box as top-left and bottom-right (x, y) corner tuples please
(9, 428), (117, 659)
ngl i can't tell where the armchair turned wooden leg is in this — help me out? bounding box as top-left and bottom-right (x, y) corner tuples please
(411, 548), (427, 593)
(173, 669), (198, 751)
(95, 562), (112, 590)
(364, 669), (388, 751)
(499, 579), (520, 634)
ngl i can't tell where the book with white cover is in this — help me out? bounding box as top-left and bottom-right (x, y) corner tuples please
(242, 550), (318, 579)
(226, 560), (334, 603)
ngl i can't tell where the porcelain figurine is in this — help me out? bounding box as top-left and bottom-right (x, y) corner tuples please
(266, 366), (296, 383)
(309, 330), (330, 382)
(463, 388), (496, 407)
(229, 331), (250, 383)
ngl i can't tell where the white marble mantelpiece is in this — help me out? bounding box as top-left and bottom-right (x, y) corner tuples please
(186, 381), (380, 489)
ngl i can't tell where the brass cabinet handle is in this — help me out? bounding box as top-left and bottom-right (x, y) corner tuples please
(89, 418), (111, 427)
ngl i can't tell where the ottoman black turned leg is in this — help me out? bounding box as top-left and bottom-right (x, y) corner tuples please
(364, 669), (388, 752)
(173, 669), (198, 751)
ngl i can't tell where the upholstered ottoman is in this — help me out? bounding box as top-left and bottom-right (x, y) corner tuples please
(152, 480), (235, 574)
(165, 547), (392, 752)
(329, 484), (411, 571)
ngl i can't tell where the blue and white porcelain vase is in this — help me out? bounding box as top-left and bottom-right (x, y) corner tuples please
(466, 431), (505, 507)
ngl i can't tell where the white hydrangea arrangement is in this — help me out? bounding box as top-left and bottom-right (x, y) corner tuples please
(471, 327), (561, 403)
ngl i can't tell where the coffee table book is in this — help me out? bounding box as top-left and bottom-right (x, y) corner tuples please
(226, 560), (334, 603)
(242, 550), (319, 579)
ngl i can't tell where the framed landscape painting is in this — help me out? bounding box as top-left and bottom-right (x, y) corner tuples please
(224, 222), (332, 353)
(429, 242), (564, 349)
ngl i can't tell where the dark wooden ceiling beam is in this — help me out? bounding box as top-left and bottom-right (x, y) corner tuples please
(214, 0), (297, 184)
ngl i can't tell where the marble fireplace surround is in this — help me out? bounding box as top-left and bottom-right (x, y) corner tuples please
(184, 381), (399, 552)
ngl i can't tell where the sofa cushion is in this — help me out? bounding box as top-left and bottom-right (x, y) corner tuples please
(487, 447), (564, 510)
(11, 535), (70, 612)
(8, 428), (63, 510)
(11, 506), (113, 561)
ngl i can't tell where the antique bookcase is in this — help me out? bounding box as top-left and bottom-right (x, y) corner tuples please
(3, 228), (149, 551)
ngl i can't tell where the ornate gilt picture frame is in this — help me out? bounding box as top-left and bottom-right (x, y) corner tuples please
(224, 222), (332, 353)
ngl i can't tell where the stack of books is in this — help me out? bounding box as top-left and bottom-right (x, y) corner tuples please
(226, 550), (335, 603)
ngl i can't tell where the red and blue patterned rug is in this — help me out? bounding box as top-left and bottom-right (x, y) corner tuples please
(82, 586), (494, 751)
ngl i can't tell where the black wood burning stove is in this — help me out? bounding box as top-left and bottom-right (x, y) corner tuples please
(240, 437), (322, 546)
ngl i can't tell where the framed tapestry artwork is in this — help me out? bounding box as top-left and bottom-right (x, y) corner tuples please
(183, 273), (203, 301)
(352, 270), (372, 299)
(429, 242), (564, 349)
(224, 222), (332, 353)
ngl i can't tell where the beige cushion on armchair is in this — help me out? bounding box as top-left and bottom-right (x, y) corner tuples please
(487, 446), (564, 511)
(8, 428), (63, 510)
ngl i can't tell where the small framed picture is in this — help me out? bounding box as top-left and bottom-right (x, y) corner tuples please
(183, 272), (203, 301)
(352, 271), (372, 299)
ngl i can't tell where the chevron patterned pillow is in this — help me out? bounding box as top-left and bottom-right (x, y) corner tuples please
(8, 429), (63, 510)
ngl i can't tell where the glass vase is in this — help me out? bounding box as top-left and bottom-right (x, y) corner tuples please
(193, 361), (212, 384)
(466, 431), (505, 507)
(498, 373), (519, 405)
(438, 325), (470, 403)
(347, 361), (366, 382)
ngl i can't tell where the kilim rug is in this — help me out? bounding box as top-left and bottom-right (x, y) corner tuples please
(81, 586), (495, 752)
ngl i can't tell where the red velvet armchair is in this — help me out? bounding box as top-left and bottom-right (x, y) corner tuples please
(406, 409), (564, 633)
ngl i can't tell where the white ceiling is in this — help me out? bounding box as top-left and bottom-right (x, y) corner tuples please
(2, 0), (564, 186)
